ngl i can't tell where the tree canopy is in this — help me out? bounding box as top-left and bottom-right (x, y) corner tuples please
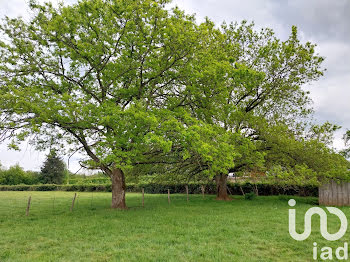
(0, 0), (237, 207)
(0, 0), (348, 207)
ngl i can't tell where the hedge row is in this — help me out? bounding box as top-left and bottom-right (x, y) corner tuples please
(0, 182), (319, 197)
(68, 178), (110, 185)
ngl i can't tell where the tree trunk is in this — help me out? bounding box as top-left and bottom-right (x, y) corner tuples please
(110, 168), (127, 209)
(215, 173), (231, 200)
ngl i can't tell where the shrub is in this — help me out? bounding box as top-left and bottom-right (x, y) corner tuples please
(244, 192), (256, 200)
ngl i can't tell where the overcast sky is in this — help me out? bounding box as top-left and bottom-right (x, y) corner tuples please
(0, 0), (349, 172)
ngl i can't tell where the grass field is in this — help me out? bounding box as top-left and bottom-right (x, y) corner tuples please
(0, 191), (349, 261)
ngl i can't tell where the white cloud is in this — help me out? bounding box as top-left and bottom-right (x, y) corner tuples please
(0, 140), (83, 172)
(172, 0), (289, 38)
(306, 41), (350, 127)
(0, 141), (45, 171)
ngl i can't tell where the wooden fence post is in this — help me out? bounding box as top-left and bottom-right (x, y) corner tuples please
(52, 194), (56, 213)
(201, 185), (205, 199)
(168, 189), (170, 204)
(254, 184), (259, 196)
(186, 185), (189, 202)
(26, 196), (31, 216)
(70, 193), (77, 212)
(142, 188), (145, 207)
(90, 192), (93, 209)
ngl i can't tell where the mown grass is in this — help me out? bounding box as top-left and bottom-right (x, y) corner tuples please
(0, 191), (349, 261)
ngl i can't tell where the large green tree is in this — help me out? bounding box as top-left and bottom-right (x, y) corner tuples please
(128, 21), (327, 200)
(0, 0), (337, 205)
(211, 22), (326, 198)
(0, 0), (236, 208)
(156, 21), (326, 199)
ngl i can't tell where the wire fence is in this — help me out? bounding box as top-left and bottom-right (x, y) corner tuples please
(0, 189), (206, 219)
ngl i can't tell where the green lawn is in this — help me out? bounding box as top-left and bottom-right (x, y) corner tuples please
(0, 191), (348, 261)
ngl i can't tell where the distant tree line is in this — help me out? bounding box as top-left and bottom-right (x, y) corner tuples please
(0, 151), (68, 185)
(0, 163), (39, 185)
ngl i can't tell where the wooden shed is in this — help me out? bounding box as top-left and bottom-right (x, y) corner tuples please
(319, 180), (350, 206)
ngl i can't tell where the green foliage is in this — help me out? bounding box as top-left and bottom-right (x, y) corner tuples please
(68, 177), (110, 185)
(39, 150), (67, 184)
(66, 171), (110, 184)
(244, 192), (256, 200)
(220, 21), (324, 128)
(0, 164), (39, 185)
(266, 164), (318, 186)
(254, 120), (350, 184)
(0, 0), (343, 190)
(0, 0), (237, 183)
(307, 122), (341, 146)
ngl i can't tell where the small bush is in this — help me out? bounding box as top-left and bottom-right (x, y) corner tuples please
(244, 192), (256, 200)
